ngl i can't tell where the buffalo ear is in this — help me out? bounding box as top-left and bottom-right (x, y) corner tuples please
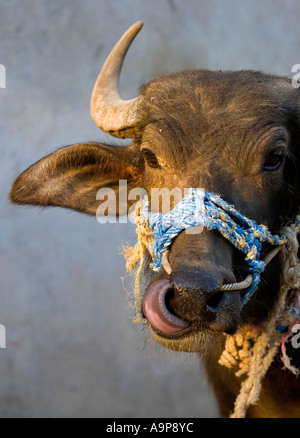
(9, 142), (145, 215)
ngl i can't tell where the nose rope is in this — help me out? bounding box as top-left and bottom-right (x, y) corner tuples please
(138, 188), (291, 306)
(161, 245), (283, 292)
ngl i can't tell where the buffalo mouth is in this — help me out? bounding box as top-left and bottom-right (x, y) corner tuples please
(142, 282), (202, 352)
(142, 280), (215, 352)
(142, 276), (243, 351)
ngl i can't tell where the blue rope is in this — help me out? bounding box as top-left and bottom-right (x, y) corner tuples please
(139, 188), (288, 306)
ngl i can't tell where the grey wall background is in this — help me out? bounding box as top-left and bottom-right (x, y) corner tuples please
(1, 0), (300, 418)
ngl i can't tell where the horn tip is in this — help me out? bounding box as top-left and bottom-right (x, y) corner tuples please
(129, 21), (144, 35)
(134, 21), (144, 29)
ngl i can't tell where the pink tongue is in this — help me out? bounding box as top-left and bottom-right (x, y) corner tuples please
(142, 280), (190, 334)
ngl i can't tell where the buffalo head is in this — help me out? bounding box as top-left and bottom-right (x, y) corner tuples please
(9, 22), (300, 357)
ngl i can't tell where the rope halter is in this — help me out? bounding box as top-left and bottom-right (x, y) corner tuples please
(136, 188), (294, 305)
(124, 188), (300, 418)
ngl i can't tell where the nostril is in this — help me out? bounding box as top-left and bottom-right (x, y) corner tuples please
(207, 291), (226, 312)
(164, 287), (176, 314)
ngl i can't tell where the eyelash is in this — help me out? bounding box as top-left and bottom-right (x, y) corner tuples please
(261, 148), (286, 172)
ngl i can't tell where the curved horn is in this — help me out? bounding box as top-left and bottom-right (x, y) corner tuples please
(90, 21), (144, 138)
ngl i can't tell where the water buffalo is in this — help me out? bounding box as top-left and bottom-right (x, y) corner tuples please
(9, 22), (300, 417)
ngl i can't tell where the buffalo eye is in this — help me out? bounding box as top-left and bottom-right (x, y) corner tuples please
(262, 149), (285, 171)
(142, 148), (161, 169)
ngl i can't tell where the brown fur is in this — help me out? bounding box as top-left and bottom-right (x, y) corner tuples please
(9, 68), (300, 417)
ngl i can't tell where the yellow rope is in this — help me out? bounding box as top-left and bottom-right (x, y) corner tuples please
(122, 202), (154, 323)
